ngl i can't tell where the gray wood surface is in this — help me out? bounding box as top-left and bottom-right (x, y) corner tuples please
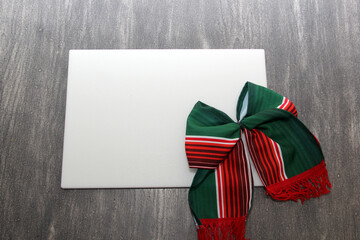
(1, 0), (359, 239)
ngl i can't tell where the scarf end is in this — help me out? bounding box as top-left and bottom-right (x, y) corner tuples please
(197, 217), (248, 240)
(266, 160), (332, 204)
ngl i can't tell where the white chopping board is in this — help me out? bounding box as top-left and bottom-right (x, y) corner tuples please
(61, 49), (267, 188)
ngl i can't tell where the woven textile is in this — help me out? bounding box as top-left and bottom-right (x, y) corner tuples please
(185, 82), (331, 240)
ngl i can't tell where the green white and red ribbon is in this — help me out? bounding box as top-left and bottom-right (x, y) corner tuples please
(185, 82), (331, 240)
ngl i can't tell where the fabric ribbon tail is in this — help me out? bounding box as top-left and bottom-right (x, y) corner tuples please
(197, 217), (249, 240)
(266, 160), (332, 203)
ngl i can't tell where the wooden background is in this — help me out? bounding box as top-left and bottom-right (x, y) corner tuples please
(1, 0), (359, 239)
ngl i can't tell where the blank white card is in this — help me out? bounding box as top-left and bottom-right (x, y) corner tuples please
(61, 49), (267, 188)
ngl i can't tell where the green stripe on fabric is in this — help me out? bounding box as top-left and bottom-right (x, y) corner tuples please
(241, 109), (324, 177)
(189, 169), (218, 221)
(186, 101), (240, 139)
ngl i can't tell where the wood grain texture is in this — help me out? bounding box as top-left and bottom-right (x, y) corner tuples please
(0, 0), (359, 239)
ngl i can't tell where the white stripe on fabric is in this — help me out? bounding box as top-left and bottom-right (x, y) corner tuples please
(270, 140), (285, 181)
(186, 140), (237, 145)
(239, 91), (249, 121)
(186, 136), (240, 141)
(218, 164), (225, 218)
(214, 168), (220, 218)
(282, 98), (290, 109)
(239, 143), (248, 213)
(241, 132), (253, 211)
(277, 97), (286, 108)
(275, 142), (288, 179)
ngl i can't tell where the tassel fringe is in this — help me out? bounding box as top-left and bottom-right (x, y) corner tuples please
(197, 217), (248, 240)
(266, 160), (332, 203)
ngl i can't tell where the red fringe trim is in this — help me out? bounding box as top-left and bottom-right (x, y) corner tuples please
(197, 217), (248, 240)
(266, 160), (332, 203)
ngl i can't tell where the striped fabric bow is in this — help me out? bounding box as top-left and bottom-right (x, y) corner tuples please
(185, 82), (331, 240)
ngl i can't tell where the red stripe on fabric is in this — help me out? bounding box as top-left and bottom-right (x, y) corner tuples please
(266, 134), (286, 181)
(218, 162), (224, 218)
(260, 132), (282, 183)
(237, 143), (245, 216)
(273, 141), (286, 180)
(186, 149), (231, 155)
(188, 159), (219, 164)
(216, 167), (223, 218)
(268, 140), (284, 182)
(244, 142), (250, 216)
(187, 154), (223, 159)
(228, 148), (235, 218)
(225, 139), (251, 218)
(279, 98), (288, 109)
(188, 161), (218, 167)
(284, 100), (292, 111)
(185, 144), (233, 150)
(262, 134), (282, 184)
(286, 102), (295, 112)
(243, 129), (269, 186)
(254, 130), (277, 185)
(185, 142), (236, 148)
(283, 98), (290, 109)
(257, 130), (280, 184)
(229, 149), (235, 217)
(225, 149), (232, 217)
(282, 99), (298, 117)
(220, 161), (226, 218)
(278, 98), (298, 116)
(186, 151), (227, 157)
(227, 151), (233, 218)
(252, 130), (274, 186)
(244, 130), (267, 185)
(185, 137), (239, 143)
(233, 142), (241, 217)
(212, 138), (253, 219)
(185, 146), (231, 151)
(224, 152), (230, 218)
(187, 155), (223, 160)
(293, 109), (298, 117)
(232, 145), (240, 217)
(286, 100), (294, 111)
(188, 163), (220, 168)
(188, 157), (222, 161)
(188, 160), (221, 165)
(239, 142), (249, 216)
